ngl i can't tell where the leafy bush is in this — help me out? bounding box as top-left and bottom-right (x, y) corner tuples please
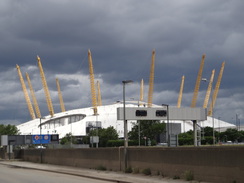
(173, 175), (180, 179)
(60, 133), (77, 145)
(107, 140), (124, 147)
(125, 166), (133, 173)
(128, 140), (139, 146)
(96, 165), (107, 171)
(142, 168), (151, 175)
(0, 124), (19, 135)
(183, 170), (194, 181)
(89, 127), (119, 147)
(133, 167), (140, 174)
(201, 136), (213, 145)
(178, 137), (194, 146)
(156, 170), (160, 176)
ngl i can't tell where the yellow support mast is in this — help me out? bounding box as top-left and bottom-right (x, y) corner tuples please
(16, 65), (36, 120)
(208, 62), (225, 116)
(37, 56), (54, 117)
(56, 78), (66, 112)
(26, 72), (41, 118)
(88, 50), (98, 115)
(147, 50), (156, 107)
(177, 75), (185, 108)
(191, 54), (205, 108)
(203, 69), (215, 109)
(96, 80), (102, 106)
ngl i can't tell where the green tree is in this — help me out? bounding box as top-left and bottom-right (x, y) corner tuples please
(89, 126), (118, 147)
(203, 126), (214, 136)
(201, 127), (216, 145)
(128, 120), (166, 145)
(179, 127), (244, 146)
(0, 124), (19, 135)
(219, 128), (244, 142)
(178, 130), (194, 145)
(179, 128), (215, 146)
(60, 133), (77, 145)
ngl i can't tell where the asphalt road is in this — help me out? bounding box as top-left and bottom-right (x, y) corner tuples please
(0, 164), (108, 183)
(0, 160), (210, 183)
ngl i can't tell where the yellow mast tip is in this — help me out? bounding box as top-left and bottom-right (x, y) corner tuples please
(88, 49), (91, 55)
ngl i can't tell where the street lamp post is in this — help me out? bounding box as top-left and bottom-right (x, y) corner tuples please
(213, 109), (215, 145)
(138, 121), (140, 146)
(70, 117), (73, 147)
(236, 114), (239, 131)
(39, 118), (42, 146)
(218, 117), (221, 133)
(162, 104), (169, 147)
(202, 78), (215, 145)
(39, 117), (47, 163)
(40, 118), (43, 163)
(122, 80), (133, 171)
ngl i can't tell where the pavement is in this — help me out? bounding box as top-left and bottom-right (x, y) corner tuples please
(0, 160), (207, 183)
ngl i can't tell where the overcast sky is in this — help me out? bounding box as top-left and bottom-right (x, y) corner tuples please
(0, 0), (243, 126)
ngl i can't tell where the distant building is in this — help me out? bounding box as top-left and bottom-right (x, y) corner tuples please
(17, 102), (235, 139)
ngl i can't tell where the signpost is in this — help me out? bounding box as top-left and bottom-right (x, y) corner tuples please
(32, 134), (51, 144)
(117, 106), (207, 147)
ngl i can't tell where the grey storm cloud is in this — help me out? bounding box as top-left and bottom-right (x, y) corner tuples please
(0, 0), (243, 125)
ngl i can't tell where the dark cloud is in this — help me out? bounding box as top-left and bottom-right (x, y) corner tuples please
(0, 0), (243, 125)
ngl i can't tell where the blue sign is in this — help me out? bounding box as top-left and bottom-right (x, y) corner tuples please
(32, 135), (51, 144)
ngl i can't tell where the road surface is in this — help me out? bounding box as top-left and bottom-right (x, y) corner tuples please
(0, 164), (108, 183)
(0, 160), (210, 183)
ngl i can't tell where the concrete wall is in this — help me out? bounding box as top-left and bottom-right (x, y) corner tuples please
(17, 146), (244, 183)
(19, 147), (122, 170)
(0, 148), (4, 159)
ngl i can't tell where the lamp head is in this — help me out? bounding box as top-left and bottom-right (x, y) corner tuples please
(122, 80), (133, 84)
(201, 78), (208, 82)
(162, 104), (168, 107)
